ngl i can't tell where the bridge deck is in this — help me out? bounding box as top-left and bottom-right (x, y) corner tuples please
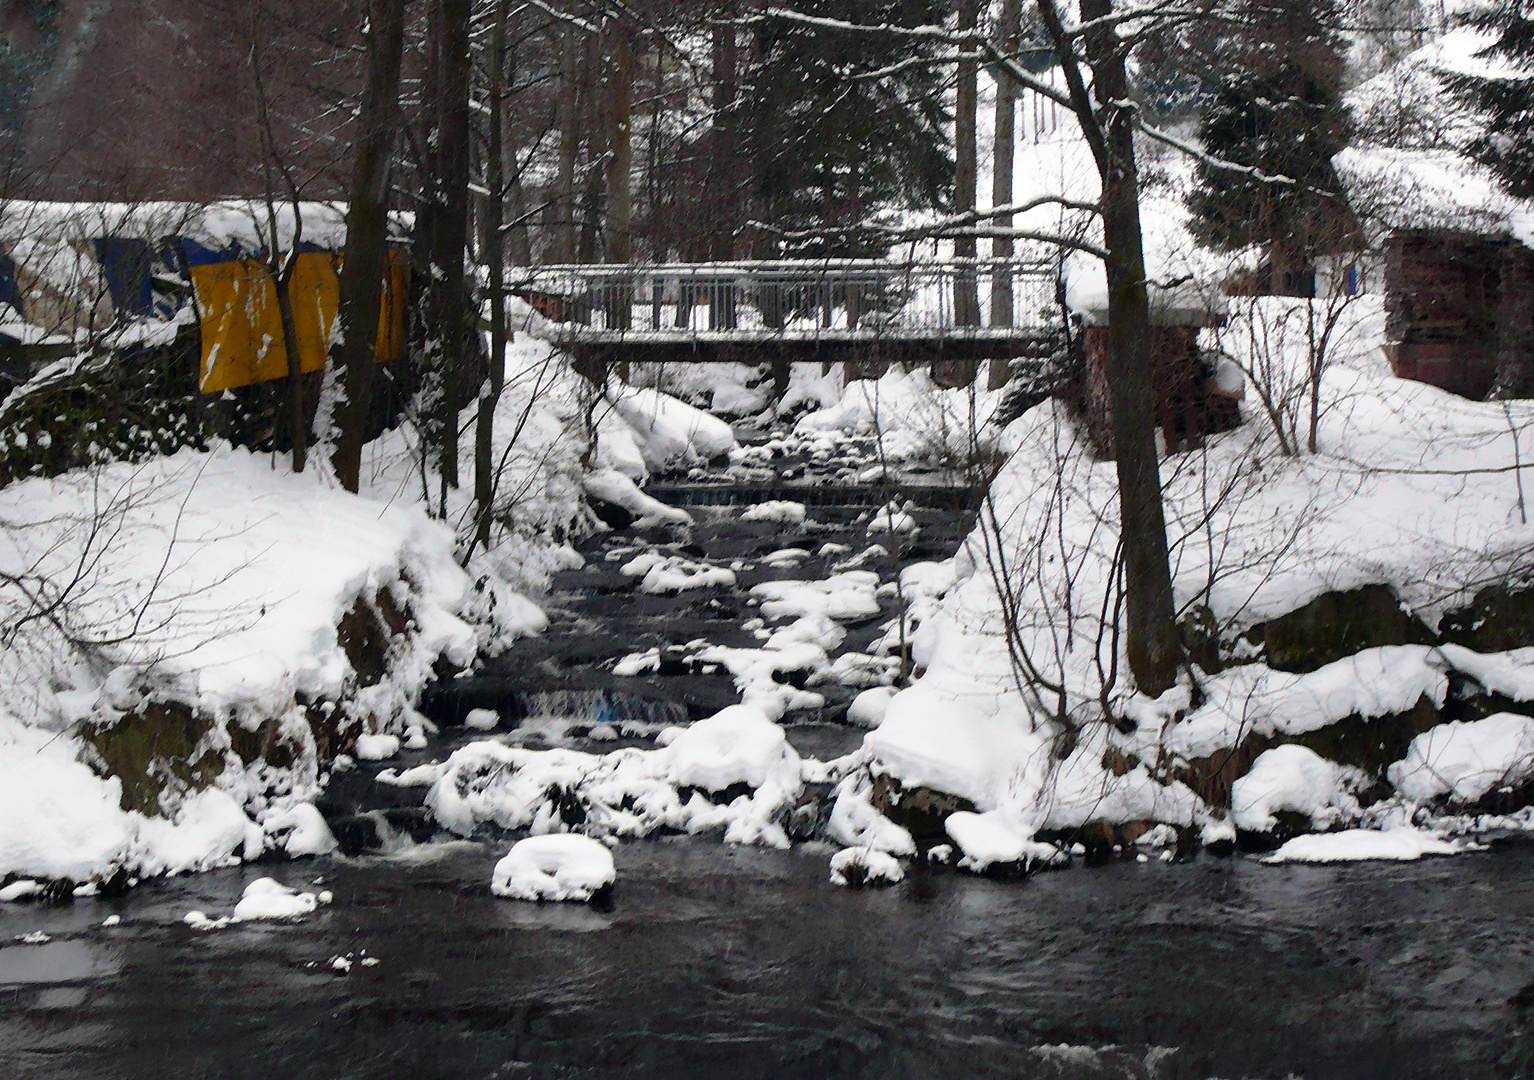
(518, 258), (1061, 359)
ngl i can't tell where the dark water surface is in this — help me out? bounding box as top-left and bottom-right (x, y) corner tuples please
(2, 838), (1532, 1080)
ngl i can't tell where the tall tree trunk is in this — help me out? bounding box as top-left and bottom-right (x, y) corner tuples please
(333, 0), (407, 493)
(475, 0), (509, 553)
(554, 20), (580, 263)
(709, 6), (738, 262)
(429, 0), (472, 503)
(989, 0), (1019, 352)
(602, 18), (633, 337)
(1077, 0), (1182, 695)
(954, 0), (980, 327)
(248, 17), (307, 472)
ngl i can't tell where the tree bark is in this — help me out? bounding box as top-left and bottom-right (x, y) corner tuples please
(553, 19), (581, 263)
(709, 6), (739, 262)
(954, 0), (980, 327)
(333, 0), (407, 493)
(989, 0), (1019, 324)
(474, 0), (509, 553)
(429, 0), (472, 502)
(1077, 0), (1182, 695)
(602, 17), (633, 338)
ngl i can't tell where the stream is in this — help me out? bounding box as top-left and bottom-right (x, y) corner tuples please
(2, 426), (1533, 1079)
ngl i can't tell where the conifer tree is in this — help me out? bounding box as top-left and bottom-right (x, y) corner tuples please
(1441, 1), (1534, 197)
(1185, 0), (1355, 292)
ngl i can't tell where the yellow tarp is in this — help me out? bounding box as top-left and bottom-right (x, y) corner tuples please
(191, 249), (405, 394)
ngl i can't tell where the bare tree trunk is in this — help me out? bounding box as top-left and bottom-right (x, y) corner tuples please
(709, 6), (739, 262)
(474, 0), (509, 553)
(429, 0), (472, 503)
(1075, 0), (1182, 694)
(989, 0), (1019, 365)
(248, 19), (307, 473)
(954, 0), (980, 327)
(554, 19), (580, 263)
(333, 0), (407, 493)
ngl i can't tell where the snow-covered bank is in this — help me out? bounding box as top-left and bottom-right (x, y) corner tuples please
(0, 447), (483, 884)
(857, 295), (1534, 861)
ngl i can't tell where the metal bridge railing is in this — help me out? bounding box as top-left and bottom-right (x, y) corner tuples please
(513, 259), (1059, 343)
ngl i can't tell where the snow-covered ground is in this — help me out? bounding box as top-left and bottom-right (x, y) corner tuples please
(862, 294), (1534, 864)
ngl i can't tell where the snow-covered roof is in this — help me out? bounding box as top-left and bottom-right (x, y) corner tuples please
(0, 200), (412, 254)
(1337, 27), (1534, 244)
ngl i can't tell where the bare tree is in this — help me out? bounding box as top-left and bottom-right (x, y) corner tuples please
(334, 0), (410, 493)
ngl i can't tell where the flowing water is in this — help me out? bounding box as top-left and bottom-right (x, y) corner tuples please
(3, 431), (1532, 1078)
(2, 838), (1532, 1079)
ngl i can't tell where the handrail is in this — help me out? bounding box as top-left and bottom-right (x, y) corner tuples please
(515, 259), (1059, 340)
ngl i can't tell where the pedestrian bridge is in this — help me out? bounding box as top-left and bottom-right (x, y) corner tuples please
(513, 259), (1060, 374)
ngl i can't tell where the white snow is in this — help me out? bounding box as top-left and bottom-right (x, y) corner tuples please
(750, 571), (882, 622)
(583, 469), (692, 528)
(490, 834), (616, 902)
(264, 803), (339, 857)
(944, 810), (1065, 872)
(740, 500), (807, 524)
(1388, 713), (1534, 805)
(354, 734), (402, 762)
(0, 880), (41, 902)
(464, 708), (500, 731)
(847, 687), (897, 728)
(1264, 828), (1462, 864)
(1231, 745), (1367, 833)
(425, 702), (817, 850)
(621, 552), (736, 593)
(231, 877), (321, 920)
(828, 846), (905, 887)
(606, 383), (737, 470)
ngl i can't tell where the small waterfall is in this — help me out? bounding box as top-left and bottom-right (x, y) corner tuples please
(511, 689), (690, 728)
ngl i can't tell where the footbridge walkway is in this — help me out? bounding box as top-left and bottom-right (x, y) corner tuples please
(514, 259), (1061, 381)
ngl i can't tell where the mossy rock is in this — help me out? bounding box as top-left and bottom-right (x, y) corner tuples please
(1439, 584), (1534, 652)
(85, 700), (222, 815)
(1174, 694), (1439, 810)
(1254, 584), (1434, 673)
(870, 774), (975, 841)
(1288, 694), (1440, 778)
(336, 588), (411, 687)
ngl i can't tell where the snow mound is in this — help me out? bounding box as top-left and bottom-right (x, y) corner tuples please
(424, 703), (813, 850)
(607, 383), (737, 470)
(583, 469), (692, 528)
(847, 687), (897, 728)
(665, 705), (802, 793)
(264, 803), (338, 857)
(741, 500), (807, 524)
(232, 877), (320, 920)
(829, 846), (905, 887)
(1231, 745), (1368, 833)
(750, 571), (882, 622)
(944, 811), (1065, 873)
(1388, 713), (1534, 805)
(1264, 828), (1461, 864)
(354, 734), (401, 761)
(621, 551), (736, 593)
(491, 834), (616, 902)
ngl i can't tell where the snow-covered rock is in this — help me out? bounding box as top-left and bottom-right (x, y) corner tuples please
(491, 835), (616, 902)
(1388, 713), (1534, 805)
(1263, 828), (1462, 864)
(232, 877), (320, 920)
(829, 846), (905, 887)
(1231, 745), (1367, 834)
